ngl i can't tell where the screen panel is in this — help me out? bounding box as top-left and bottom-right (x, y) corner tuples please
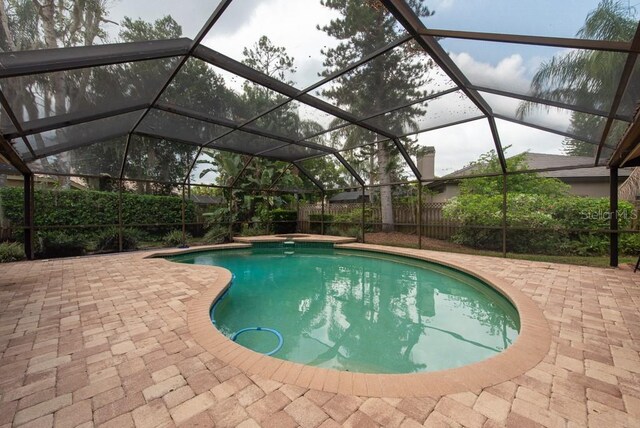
(137, 109), (231, 145)
(0, 57), (179, 126)
(494, 118), (602, 169)
(408, 118), (496, 179)
(311, 39), (457, 120)
(364, 90), (483, 136)
(123, 134), (199, 183)
(28, 137), (127, 177)
(418, 0), (634, 41)
(440, 38), (627, 116)
(24, 111), (142, 159)
(159, 57), (288, 125)
(483, 91), (606, 145)
(304, 124), (385, 151)
(210, 129), (286, 155)
(298, 154), (359, 190)
(202, 0), (410, 89)
(258, 144), (328, 162)
(189, 147), (247, 187)
(252, 100), (346, 141)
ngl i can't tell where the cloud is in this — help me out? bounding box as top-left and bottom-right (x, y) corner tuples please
(449, 52), (530, 93)
(430, 0), (455, 11)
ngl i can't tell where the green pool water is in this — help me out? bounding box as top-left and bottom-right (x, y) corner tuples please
(168, 247), (520, 374)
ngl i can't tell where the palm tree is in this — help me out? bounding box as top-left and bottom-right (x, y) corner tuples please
(517, 0), (637, 157)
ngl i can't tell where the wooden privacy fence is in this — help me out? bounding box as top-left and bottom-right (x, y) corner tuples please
(298, 202), (459, 239)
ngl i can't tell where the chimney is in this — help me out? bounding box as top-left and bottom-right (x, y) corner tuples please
(417, 147), (435, 180)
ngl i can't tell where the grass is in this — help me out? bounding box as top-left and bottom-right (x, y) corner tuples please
(505, 253), (636, 268)
(366, 237), (636, 268)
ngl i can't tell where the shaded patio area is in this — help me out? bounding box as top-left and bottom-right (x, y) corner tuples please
(1, 245), (640, 427)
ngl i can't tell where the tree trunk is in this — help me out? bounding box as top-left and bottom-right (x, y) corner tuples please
(0, 1), (17, 51)
(378, 142), (394, 232)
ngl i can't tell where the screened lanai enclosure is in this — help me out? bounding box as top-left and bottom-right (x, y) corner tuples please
(0, 0), (639, 266)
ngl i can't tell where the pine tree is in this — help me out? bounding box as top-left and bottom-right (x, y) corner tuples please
(318, 0), (435, 231)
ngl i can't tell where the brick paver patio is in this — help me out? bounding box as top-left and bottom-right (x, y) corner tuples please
(1, 244), (640, 427)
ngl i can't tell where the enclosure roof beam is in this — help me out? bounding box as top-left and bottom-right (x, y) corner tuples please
(154, 103), (335, 154)
(419, 28), (636, 53)
(267, 163), (294, 191)
(189, 33), (412, 151)
(2, 104), (149, 140)
(298, 86), (461, 143)
(25, 130), (130, 161)
(0, 90), (36, 158)
(392, 137), (422, 180)
(123, 0), (235, 182)
(192, 47), (401, 140)
(228, 156), (255, 189)
(0, 39), (192, 78)
(0, 134), (31, 175)
(334, 152), (365, 187)
(292, 161), (325, 192)
(396, 115), (486, 138)
(191, 45), (427, 186)
(594, 22), (640, 165)
(185, 35), (412, 181)
(380, 0), (507, 174)
(609, 110), (640, 167)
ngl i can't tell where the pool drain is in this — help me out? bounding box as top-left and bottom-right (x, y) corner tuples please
(231, 327), (284, 356)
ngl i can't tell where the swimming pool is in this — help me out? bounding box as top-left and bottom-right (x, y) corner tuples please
(169, 246), (520, 374)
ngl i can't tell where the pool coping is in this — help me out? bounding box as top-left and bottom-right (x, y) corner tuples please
(150, 240), (551, 398)
(233, 234), (357, 244)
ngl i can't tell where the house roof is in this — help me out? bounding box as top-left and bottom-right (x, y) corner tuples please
(442, 152), (632, 181)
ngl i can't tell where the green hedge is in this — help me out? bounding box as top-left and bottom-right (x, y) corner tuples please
(269, 209), (297, 234)
(0, 187), (196, 238)
(443, 195), (639, 256)
(1, 187), (198, 259)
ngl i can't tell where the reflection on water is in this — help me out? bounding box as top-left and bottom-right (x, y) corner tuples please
(170, 248), (519, 373)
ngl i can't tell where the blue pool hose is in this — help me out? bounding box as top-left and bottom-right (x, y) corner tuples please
(211, 273), (284, 356)
(231, 327), (284, 356)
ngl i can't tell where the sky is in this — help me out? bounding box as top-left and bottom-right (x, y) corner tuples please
(100, 0), (637, 177)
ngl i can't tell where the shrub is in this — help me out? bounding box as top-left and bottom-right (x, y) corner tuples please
(203, 226), (230, 244)
(326, 225), (362, 241)
(0, 242), (25, 262)
(95, 228), (141, 252)
(239, 224), (269, 236)
(270, 209), (297, 234)
(443, 194), (638, 255)
(309, 214), (333, 234)
(36, 231), (86, 258)
(163, 230), (192, 247)
(620, 233), (640, 255)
